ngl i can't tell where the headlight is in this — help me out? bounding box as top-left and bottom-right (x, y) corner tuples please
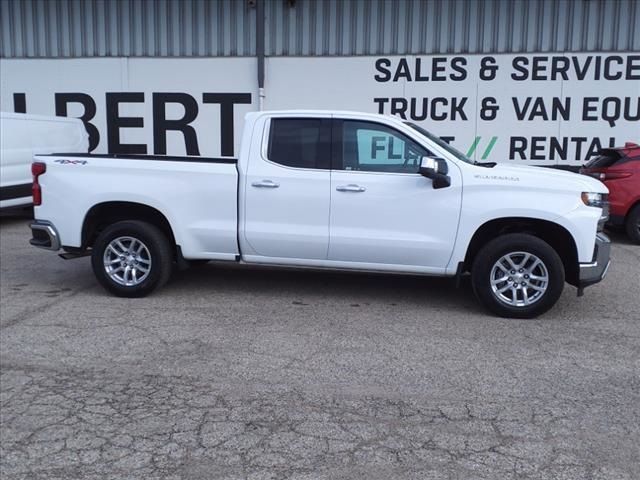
(581, 192), (606, 207)
(582, 192), (609, 231)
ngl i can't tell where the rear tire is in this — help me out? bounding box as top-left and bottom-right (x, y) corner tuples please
(471, 233), (565, 319)
(91, 220), (173, 297)
(625, 205), (640, 244)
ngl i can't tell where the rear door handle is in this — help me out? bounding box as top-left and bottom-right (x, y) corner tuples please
(336, 184), (366, 193)
(251, 180), (280, 188)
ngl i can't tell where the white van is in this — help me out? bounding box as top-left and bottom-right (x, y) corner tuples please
(0, 112), (88, 210)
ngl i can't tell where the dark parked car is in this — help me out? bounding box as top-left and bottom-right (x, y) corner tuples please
(580, 142), (640, 244)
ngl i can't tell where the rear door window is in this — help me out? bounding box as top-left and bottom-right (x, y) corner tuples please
(267, 118), (331, 169)
(585, 148), (640, 168)
(585, 152), (622, 168)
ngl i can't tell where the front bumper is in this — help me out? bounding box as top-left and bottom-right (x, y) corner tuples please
(578, 232), (611, 289)
(29, 220), (61, 251)
(607, 214), (625, 228)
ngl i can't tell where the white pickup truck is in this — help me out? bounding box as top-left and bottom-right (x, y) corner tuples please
(29, 111), (610, 318)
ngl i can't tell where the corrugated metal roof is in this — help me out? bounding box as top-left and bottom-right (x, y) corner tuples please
(264, 0), (640, 55)
(0, 0), (256, 57)
(1, 0), (638, 58)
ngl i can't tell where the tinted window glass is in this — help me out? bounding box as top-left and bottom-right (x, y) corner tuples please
(584, 152), (621, 168)
(341, 121), (432, 173)
(268, 118), (330, 169)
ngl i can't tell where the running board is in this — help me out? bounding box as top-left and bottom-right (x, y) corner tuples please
(59, 251), (91, 260)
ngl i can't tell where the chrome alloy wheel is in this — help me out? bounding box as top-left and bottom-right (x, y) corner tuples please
(103, 236), (152, 287)
(490, 251), (549, 307)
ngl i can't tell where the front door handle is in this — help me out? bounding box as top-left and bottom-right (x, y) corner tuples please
(336, 184), (366, 193)
(251, 180), (280, 188)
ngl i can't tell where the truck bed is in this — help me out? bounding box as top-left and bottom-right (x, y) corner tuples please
(34, 152), (240, 261)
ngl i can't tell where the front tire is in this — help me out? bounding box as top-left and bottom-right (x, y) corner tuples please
(625, 205), (640, 244)
(91, 221), (173, 297)
(471, 233), (565, 318)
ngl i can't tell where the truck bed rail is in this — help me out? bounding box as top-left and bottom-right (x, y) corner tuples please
(39, 153), (238, 164)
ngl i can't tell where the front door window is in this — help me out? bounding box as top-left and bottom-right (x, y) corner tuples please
(340, 120), (434, 173)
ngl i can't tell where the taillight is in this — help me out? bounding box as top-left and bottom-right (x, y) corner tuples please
(584, 172), (602, 180)
(584, 170), (633, 181)
(600, 171), (633, 180)
(32, 162), (46, 206)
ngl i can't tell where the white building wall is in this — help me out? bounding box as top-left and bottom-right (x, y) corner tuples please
(1, 1), (638, 165)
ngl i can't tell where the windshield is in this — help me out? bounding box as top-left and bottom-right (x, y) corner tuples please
(405, 122), (475, 165)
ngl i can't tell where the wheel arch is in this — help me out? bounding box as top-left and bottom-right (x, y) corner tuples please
(82, 201), (177, 253)
(623, 200), (640, 243)
(625, 200), (640, 219)
(464, 217), (580, 286)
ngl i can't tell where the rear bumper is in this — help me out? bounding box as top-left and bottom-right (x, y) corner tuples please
(578, 233), (611, 289)
(29, 220), (61, 251)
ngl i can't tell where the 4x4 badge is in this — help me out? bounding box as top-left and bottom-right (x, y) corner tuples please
(54, 159), (88, 165)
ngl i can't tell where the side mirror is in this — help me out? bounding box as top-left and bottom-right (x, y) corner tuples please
(419, 156), (451, 189)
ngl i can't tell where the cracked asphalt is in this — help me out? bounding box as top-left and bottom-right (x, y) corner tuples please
(1, 214), (639, 479)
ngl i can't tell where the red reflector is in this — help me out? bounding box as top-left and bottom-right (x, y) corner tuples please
(32, 184), (41, 206)
(31, 162), (46, 206)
